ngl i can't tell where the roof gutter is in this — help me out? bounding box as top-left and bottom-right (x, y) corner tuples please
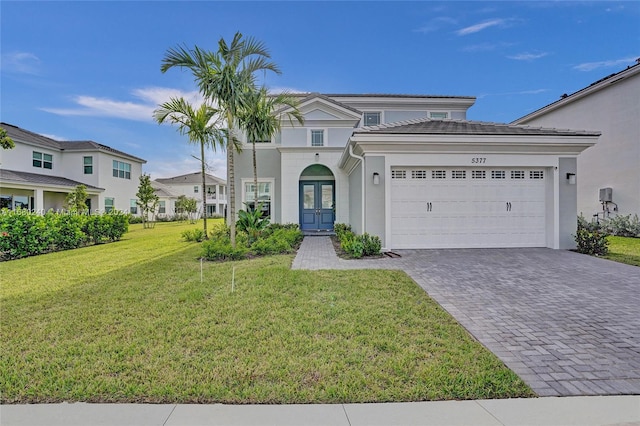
(348, 143), (366, 234)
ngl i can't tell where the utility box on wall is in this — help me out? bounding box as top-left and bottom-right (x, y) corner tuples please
(599, 187), (613, 203)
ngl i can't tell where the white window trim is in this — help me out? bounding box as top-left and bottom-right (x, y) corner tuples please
(428, 111), (450, 119)
(360, 110), (385, 126)
(307, 128), (327, 147)
(362, 111), (383, 127)
(241, 177), (275, 217)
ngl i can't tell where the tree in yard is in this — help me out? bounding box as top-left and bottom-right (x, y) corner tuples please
(65, 184), (88, 212)
(154, 98), (224, 239)
(0, 128), (15, 150)
(175, 195), (198, 223)
(238, 86), (304, 211)
(160, 31), (280, 248)
(136, 174), (159, 229)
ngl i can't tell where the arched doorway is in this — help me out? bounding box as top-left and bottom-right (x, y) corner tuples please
(299, 164), (335, 231)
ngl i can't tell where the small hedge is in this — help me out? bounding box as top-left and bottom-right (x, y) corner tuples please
(334, 223), (382, 259)
(200, 223), (303, 261)
(0, 209), (129, 261)
(575, 215), (609, 256)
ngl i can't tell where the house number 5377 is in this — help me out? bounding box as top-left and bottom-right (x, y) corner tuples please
(471, 157), (486, 163)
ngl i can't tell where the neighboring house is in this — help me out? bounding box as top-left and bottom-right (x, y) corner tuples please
(0, 122), (145, 214)
(154, 172), (227, 218)
(234, 93), (600, 250)
(513, 61), (640, 219)
(150, 180), (179, 219)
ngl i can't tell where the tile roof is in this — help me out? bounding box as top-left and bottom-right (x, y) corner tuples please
(151, 180), (180, 198)
(0, 122), (146, 163)
(155, 172), (226, 186)
(0, 169), (104, 190)
(275, 92), (363, 116)
(353, 117), (601, 137)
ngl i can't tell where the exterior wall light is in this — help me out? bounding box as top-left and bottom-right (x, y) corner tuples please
(315, 153), (319, 162)
(373, 172), (380, 185)
(566, 173), (576, 185)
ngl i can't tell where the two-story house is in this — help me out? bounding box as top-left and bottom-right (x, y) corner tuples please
(0, 122), (145, 214)
(154, 172), (227, 218)
(233, 93), (600, 250)
(513, 61), (640, 219)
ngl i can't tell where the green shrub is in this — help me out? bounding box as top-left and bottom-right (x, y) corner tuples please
(250, 228), (303, 255)
(575, 216), (609, 256)
(237, 205), (270, 243)
(334, 223), (352, 240)
(128, 215), (144, 224)
(341, 233), (364, 258)
(602, 214), (640, 238)
(181, 228), (206, 242)
(361, 233), (382, 256)
(49, 213), (87, 250)
(201, 237), (248, 261)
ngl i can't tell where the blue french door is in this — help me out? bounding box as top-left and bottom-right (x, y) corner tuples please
(299, 181), (335, 231)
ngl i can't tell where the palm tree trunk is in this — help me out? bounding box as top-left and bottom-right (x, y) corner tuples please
(200, 141), (208, 240)
(227, 123), (236, 248)
(252, 140), (258, 213)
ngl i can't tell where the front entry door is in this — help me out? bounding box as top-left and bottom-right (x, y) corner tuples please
(299, 181), (335, 231)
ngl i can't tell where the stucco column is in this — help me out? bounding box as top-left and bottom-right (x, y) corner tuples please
(34, 188), (44, 213)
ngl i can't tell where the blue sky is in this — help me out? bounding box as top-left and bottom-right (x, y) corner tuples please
(2, 1), (638, 179)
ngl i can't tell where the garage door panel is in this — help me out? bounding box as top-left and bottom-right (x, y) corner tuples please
(390, 167), (547, 249)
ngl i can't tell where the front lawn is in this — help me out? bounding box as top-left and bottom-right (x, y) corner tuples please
(604, 236), (640, 267)
(1, 221), (533, 403)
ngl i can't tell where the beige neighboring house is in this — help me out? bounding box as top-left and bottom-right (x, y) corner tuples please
(513, 60), (640, 219)
(154, 172), (227, 218)
(0, 122), (145, 214)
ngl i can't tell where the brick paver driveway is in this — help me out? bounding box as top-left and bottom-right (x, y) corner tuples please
(395, 248), (640, 396)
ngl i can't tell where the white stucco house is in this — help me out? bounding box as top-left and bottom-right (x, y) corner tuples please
(154, 172), (227, 218)
(233, 93), (600, 250)
(513, 60), (640, 220)
(0, 122), (145, 214)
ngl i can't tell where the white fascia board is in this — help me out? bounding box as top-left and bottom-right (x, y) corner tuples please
(514, 65), (640, 124)
(277, 146), (344, 154)
(0, 181), (104, 193)
(282, 97), (362, 121)
(334, 97), (476, 110)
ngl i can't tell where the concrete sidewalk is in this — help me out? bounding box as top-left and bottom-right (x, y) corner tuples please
(2, 396), (639, 425)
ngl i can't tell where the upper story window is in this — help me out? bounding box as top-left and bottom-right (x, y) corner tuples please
(363, 112), (381, 126)
(112, 160), (131, 179)
(84, 156), (93, 174)
(33, 151), (53, 169)
(429, 112), (448, 119)
(311, 130), (324, 147)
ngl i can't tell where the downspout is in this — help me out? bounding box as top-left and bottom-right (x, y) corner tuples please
(348, 143), (366, 233)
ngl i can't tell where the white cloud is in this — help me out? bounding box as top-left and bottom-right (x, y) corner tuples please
(41, 87), (205, 122)
(573, 56), (639, 72)
(267, 86), (307, 95)
(456, 19), (507, 35)
(462, 42), (514, 52)
(414, 16), (458, 33)
(1, 52), (41, 74)
(507, 52), (549, 61)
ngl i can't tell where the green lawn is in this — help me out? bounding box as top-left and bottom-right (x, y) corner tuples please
(604, 236), (640, 267)
(1, 221), (533, 403)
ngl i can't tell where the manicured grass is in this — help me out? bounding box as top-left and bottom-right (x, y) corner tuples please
(604, 236), (640, 267)
(1, 221), (533, 403)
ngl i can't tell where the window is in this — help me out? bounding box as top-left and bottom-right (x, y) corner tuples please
(33, 151), (53, 169)
(363, 112), (381, 126)
(530, 170), (544, 179)
(244, 181), (272, 217)
(158, 201), (166, 214)
(194, 186), (199, 193)
(452, 170), (466, 179)
(130, 199), (137, 215)
(491, 170), (506, 179)
(391, 170), (406, 179)
(83, 156), (93, 174)
(411, 170), (427, 179)
(311, 130), (324, 147)
(429, 112), (448, 119)
(432, 170), (446, 179)
(112, 160), (131, 179)
(105, 198), (114, 213)
(511, 170), (525, 179)
(472, 170), (486, 179)
(0, 195), (11, 209)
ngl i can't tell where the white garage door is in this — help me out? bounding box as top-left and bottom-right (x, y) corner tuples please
(390, 167), (547, 249)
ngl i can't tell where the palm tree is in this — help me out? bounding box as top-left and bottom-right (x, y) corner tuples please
(238, 87), (304, 210)
(160, 32), (280, 247)
(154, 97), (224, 239)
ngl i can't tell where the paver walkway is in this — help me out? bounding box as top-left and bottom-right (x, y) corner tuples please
(292, 237), (640, 397)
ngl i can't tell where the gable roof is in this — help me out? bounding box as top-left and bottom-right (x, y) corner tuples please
(151, 180), (180, 198)
(276, 92), (363, 120)
(0, 169), (104, 191)
(513, 60), (640, 124)
(353, 117), (601, 137)
(155, 172), (226, 186)
(0, 122), (146, 164)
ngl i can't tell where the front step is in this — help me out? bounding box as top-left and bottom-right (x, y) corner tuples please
(302, 230), (335, 236)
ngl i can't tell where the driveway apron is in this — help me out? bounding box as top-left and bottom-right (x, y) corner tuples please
(293, 238), (640, 396)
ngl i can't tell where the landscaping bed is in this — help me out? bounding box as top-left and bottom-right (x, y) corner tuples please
(1, 221), (533, 403)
